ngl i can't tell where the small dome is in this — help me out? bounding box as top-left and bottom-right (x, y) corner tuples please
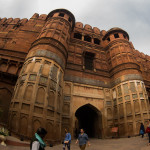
(103, 27), (129, 40)
(107, 27), (124, 32)
(46, 8), (75, 30)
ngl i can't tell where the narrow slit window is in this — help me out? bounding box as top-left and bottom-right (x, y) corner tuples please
(74, 33), (82, 40)
(114, 33), (119, 38)
(59, 13), (64, 17)
(123, 34), (126, 39)
(68, 17), (71, 22)
(84, 52), (95, 70)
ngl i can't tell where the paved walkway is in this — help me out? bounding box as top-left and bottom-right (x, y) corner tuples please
(1, 136), (150, 150)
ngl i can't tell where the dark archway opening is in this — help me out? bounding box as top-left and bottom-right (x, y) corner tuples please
(74, 33), (82, 40)
(0, 88), (12, 125)
(75, 104), (102, 138)
(84, 35), (91, 42)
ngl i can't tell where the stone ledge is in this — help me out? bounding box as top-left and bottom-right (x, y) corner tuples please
(0, 136), (29, 147)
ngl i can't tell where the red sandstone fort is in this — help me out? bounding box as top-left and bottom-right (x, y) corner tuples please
(0, 8), (150, 142)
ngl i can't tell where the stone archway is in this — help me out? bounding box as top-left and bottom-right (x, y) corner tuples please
(0, 88), (12, 124)
(75, 104), (102, 138)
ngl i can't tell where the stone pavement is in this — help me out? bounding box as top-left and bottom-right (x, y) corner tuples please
(1, 136), (150, 150)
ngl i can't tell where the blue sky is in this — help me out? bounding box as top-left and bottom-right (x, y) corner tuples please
(0, 0), (150, 55)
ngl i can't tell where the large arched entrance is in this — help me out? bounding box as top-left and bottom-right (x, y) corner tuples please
(75, 104), (102, 138)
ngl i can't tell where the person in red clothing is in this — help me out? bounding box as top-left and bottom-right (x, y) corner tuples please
(146, 120), (150, 145)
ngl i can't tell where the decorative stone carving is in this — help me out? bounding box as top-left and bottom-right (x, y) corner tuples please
(24, 85), (33, 100)
(48, 91), (55, 107)
(36, 87), (45, 104)
(130, 82), (136, 93)
(29, 74), (36, 81)
(50, 80), (57, 91)
(117, 86), (122, 96)
(134, 101), (140, 113)
(39, 76), (48, 84)
(42, 63), (51, 76)
(123, 83), (129, 95)
(19, 117), (28, 135)
(126, 103), (132, 115)
(107, 108), (112, 119)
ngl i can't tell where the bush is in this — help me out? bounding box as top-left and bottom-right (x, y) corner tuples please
(0, 127), (9, 136)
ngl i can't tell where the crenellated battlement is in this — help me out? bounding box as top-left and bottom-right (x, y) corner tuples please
(0, 8), (150, 141)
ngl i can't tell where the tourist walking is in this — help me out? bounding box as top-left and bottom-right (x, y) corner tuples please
(63, 129), (71, 150)
(146, 120), (150, 146)
(30, 127), (47, 150)
(139, 123), (145, 138)
(75, 128), (90, 150)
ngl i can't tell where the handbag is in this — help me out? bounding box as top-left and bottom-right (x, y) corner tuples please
(64, 141), (69, 144)
(140, 130), (144, 135)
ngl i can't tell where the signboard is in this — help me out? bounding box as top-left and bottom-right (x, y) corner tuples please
(111, 127), (118, 133)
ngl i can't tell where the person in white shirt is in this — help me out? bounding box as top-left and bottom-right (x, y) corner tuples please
(30, 127), (47, 150)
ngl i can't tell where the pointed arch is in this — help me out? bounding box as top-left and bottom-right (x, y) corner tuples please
(20, 117), (28, 135)
(75, 104), (102, 138)
(33, 120), (41, 135)
(36, 87), (45, 104)
(24, 85), (33, 101)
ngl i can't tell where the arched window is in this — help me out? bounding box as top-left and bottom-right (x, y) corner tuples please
(94, 38), (100, 45)
(74, 33), (82, 40)
(36, 87), (45, 104)
(68, 17), (71, 22)
(84, 35), (91, 42)
(24, 85), (33, 101)
(48, 91), (55, 107)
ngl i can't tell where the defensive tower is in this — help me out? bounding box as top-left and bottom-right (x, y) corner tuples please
(8, 9), (75, 142)
(102, 28), (149, 136)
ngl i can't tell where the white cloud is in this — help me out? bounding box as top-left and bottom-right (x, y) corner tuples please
(0, 0), (150, 54)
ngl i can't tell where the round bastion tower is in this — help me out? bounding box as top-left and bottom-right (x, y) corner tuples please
(8, 9), (75, 142)
(102, 28), (149, 137)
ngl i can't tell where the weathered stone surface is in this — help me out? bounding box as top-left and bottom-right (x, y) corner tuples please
(0, 8), (150, 142)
